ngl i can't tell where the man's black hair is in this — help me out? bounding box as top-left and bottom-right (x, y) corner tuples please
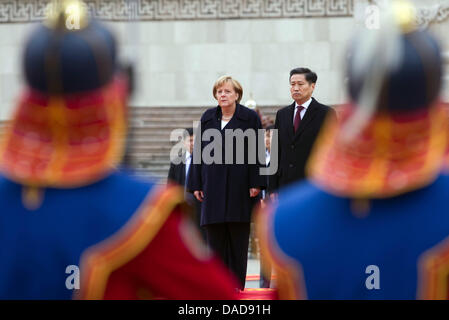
(184, 127), (194, 139)
(289, 67), (317, 84)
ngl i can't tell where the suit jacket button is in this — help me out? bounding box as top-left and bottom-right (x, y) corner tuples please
(289, 164), (293, 168)
(291, 145), (294, 149)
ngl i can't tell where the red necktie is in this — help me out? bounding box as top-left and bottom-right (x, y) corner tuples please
(294, 106), (304, 132)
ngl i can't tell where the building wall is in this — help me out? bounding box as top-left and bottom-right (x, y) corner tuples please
(0, 0), (448, 120)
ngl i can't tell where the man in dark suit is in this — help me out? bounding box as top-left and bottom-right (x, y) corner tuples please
(167, 128), (205, 240)
(168, 128), (194, 187)
(269, 67), (337, 195)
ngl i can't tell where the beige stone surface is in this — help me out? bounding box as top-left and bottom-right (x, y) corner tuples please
(1, 2), (449, 120)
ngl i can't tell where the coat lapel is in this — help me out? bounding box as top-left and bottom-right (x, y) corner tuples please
(202, 106), (221, 131)
(180, 158), (186, 186)
(294, 98), (319, 140)
(285, 102), (295, 142)
(214, 106), (223, 130)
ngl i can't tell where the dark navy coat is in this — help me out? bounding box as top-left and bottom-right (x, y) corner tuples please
(187, 103), (265, 226)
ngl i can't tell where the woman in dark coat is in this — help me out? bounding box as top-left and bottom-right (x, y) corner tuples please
(187, 75), (265, 289)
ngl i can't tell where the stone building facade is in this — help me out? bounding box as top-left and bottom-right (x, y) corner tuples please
(0, 0), (448, 120)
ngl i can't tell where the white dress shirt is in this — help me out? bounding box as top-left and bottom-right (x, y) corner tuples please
(185, 150), (192, 182)
(221, 120), (229, 130)
(262, 149), (271, 199)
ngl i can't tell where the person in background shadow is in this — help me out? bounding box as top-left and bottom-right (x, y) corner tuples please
(168, 127), (205, 241)
(259, 125), (274, 288)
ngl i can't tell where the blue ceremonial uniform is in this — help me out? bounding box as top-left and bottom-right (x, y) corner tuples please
(0, 171), (153, 299)
(263, 175), (449, 299)
(0, 1), (240, 300)
(256, 2), (449, 300)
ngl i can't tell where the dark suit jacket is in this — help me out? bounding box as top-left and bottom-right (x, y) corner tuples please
(187, 103), (266, 226)
(168, 158), (187, 187)
(167, 156), (203, 235)
(268, 97), (336, 192)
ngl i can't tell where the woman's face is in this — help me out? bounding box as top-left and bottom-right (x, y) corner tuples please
(215, 81), (239, 109)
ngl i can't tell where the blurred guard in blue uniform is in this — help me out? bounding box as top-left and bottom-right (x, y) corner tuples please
(0, 0), (238, 299)
(257, 0), (449, 299)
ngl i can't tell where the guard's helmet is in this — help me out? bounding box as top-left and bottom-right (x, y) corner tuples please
(24, 0), (117, 94)
(346, 1), (443, 112)
(0, 0), (128, 189)
(306, 0), (449, 199)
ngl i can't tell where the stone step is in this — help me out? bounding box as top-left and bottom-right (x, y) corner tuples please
(127, 130), (175, 137)
(133, 167), (170, 174)
(127, 129), (192, 137)
(129, 110), (207, 117)
(131, 164), (167, 171)
(129, 159), (171, 165)
(132, 163), (171, 171)
(129, 123), (198, 129)
(129, 106), (281, 113)
(128, 144), (174, 151)
(129, 154), (173, 161)
(128, 110), (280, 121)
(130, 115), (278, 125)
(126, 137), (172, 144)
(127, 158), (173, 165)
(130, 118), (201, 126)
(132, 169), (167, 178)
(129, 106), (207, 111)
(129, 109), (280, 115)
(129, 124), (275, 133)
(129, 152), (170, 161)
(130, 126), (189, 132)
(128, 113), (279, 123)
(130, 162), (170, 169)
(133, 169), (166, 175)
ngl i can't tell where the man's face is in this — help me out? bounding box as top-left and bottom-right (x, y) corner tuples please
(290, 73), (315, 105)
(184, 135), (194, 154)
(265, 130), (273, 152)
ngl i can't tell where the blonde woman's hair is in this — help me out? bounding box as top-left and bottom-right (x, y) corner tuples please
(212, 75), (243, 103)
